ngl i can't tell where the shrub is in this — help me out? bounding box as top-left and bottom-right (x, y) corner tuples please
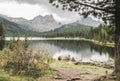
(0, 76), (11, 81)
(0, 48), (12, 69)
(3, 39), (53, 79)
(116, 73), (120, 81)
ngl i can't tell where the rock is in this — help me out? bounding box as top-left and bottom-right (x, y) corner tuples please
(58, 55), (82, 62)
(94, 75), (117, 81)
(58, 55), (114, 69)
(90, 60), (114, 69)
(94, 76), (107, 81)
(58, 55), (71, 61)
(74, 62), (82, 65)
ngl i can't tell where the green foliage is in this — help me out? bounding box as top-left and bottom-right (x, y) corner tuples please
(116, 73), (120, 81)
(3, 38), (53, 79)
(0, 76), (11, 81)
(41, 23), (114, 44)
(0, 17), (41, 37)
(89, 24), (115, 43)
(41, 23), (91, 38)
(49, 0), (115, 23)
(8, 40), (15, 51)
(0, 22), (6, 50)
(0, 48), (12, 69)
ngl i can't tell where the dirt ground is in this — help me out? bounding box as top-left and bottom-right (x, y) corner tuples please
(38, 61), (114, 81)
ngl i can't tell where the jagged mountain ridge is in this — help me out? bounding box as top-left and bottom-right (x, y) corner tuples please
(41, 21), (92, 37)
(0, 14), (102, 37)
(0, 17), (41, 36)
(0, 14), (60, 32)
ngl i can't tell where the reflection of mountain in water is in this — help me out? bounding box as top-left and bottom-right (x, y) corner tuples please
(30, 40), (114, 59)
(48, 40), (114, 58)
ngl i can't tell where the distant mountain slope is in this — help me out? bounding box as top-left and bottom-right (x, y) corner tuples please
(77, 17), (102, 27)
(0, 14), (102, 37)
(0, 14), (60, 32)
(41, 22), (92, 37)
(0, 17), (40, 36)
(54, 22), (91, 32)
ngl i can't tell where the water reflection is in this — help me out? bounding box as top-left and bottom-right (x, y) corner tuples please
(30, 40), (114, 62)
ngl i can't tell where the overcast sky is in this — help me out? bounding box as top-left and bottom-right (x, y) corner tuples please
(0, 0), (84, 24)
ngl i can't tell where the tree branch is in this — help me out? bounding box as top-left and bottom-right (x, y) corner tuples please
(75, 1), (115, 14)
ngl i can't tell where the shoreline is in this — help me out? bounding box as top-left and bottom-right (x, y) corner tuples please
(5, 37), (114, 47)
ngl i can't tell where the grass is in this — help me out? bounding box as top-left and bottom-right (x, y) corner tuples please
(0, 68), (55, 81)
(50, 61), (113, 76)
(0, 70), (33, 81)
(0, 60), (114, 81)
(82, 38), (114, 47)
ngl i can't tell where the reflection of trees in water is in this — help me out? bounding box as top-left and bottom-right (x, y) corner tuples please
(30, 40), (114, 58)
(43, 40), (114, 58)
(90, 43), (114, 58)
(44, 40), (91, 52)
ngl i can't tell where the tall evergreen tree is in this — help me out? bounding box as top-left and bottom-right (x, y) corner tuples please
(0, 22), (5, 50)
(49, 0), (120, 74)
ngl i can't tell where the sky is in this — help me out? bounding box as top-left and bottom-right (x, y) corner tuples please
(0, 0), (83, 24)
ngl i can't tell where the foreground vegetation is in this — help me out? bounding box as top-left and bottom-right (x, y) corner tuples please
(0, 37), (116, 81)
(0, 60), (115, 81)
(0, 38), (54, 81)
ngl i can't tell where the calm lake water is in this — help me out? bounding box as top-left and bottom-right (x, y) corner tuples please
(29, 40), (114, 62)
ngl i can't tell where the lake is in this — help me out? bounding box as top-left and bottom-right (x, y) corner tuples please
(28, 39), (114, 62)
(6, 37), (114, 62)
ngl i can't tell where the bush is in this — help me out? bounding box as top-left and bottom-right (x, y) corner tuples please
(3, 39), (53, 79)
(116, 73), (120, 81)
(0, 48), (12, 69)
(0, 76), (11, 81)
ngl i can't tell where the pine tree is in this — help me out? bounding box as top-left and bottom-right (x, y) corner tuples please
(0, 22), (5, 50)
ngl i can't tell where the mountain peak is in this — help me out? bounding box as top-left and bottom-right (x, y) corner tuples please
(32, 15), (43, 20)
(44, 14), (55, 22)
(44, 14), (53, 17)
(77, 17), (102, 27)
(31, 14), (55, 24)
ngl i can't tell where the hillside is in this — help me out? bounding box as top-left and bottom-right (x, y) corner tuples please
(0, 17), (40, 36)
(77, 17), (102, 27)
(41, 22), (92, 38)
(0, 14), (60, 32)
(0, 14), (102, 37)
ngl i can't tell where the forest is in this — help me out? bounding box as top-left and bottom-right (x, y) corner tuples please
(41, 24), (115, 43)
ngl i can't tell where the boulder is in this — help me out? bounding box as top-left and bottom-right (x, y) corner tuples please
(58, 55), (71, 61)
(58, 55), (82, 62)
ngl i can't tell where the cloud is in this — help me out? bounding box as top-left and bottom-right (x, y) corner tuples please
(0, 0), (81, 24)
(0, 1), (49, 19)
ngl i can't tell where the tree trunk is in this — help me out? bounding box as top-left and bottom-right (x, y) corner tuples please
(114, 0), (120, 74)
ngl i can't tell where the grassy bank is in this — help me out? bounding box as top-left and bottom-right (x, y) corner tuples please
(0, 69), (34, 81)
(0, 60), (113, 81)
(83, 38), (114, 47)
(50, 61), (113, 75)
